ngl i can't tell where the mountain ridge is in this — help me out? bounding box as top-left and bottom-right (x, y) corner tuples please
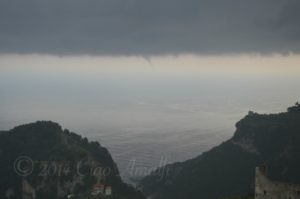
(139, 104), (300, 199)
(0, 121), (145, 199)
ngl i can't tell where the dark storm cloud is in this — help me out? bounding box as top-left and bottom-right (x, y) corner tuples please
(0, 0), (299, 55)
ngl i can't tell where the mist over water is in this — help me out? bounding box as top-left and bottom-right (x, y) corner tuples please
(1, 55), (300, 183)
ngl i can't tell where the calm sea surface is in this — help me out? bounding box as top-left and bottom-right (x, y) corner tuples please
(1, 66), (300, 183)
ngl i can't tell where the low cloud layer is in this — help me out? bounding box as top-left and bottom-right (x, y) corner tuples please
(0, 0), (300, 55)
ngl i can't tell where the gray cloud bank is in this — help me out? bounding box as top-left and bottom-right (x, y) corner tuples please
(0, 0), (300, 55)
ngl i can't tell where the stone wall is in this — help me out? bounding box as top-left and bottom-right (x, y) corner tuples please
(255, 167), (300, 199)
(22, 179), (36, 199)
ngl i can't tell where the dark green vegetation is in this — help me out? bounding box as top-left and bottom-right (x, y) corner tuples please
(0, 121), (145, 199)
(226, 194), (254, 199)
(139, 104), (300, 199)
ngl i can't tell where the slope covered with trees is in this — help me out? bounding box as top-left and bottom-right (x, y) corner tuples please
(0, 121), (145, 199)
(139, 104), (300, 199)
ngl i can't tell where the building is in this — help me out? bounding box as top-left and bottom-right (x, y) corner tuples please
(67, 194), (75, 199)
(91, 182), (105, 196)
(255, 166), (300, 199)
(105, 186), (112, 196)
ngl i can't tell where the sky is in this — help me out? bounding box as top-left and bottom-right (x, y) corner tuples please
(1, 0), (300, 182)
(0, 0), (300, 55)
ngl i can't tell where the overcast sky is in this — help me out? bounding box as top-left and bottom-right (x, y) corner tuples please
(0, 0), (299, 55)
